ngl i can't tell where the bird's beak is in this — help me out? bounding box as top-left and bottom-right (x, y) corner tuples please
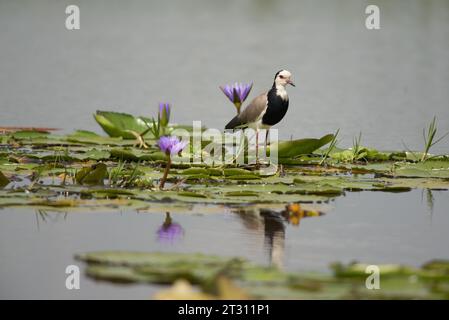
(288, 80), (295, 87)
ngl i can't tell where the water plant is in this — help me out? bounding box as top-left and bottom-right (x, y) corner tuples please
(75, 163), (108, 185)
(28, 166), (45, 190)
(421, 116), (449, 162)
(158, 135), (188, 189)
(158, 102), (171, 128)
(2, 114), (449, 211)
(220, 82), (253, 115)
(125, 103), (172, 148)
(351, 132), (363, 163)
(108, 159), (126, 186)
(319, 128), (339, 165)
(125, 162), (142, 187)
(0, 171), (9, 188)
(142, 102), (172, 139)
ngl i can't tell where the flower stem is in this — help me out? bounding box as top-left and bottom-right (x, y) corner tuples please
(234, 102), (241, 115)
(159, 156), (171, 189)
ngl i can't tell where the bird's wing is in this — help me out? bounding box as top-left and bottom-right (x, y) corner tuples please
(238, 91), (268, 124)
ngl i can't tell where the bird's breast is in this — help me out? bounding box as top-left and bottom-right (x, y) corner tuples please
(262, 90), (289, 126)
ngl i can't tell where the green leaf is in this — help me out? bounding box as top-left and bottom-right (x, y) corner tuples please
(66, 130), (127, 146)
(94, 111), (154, 139)
(72, 148), (111, 160)
(225, 191), (259, 197)
(69, 130), (101, 137)
(179, 168), (210, 175)
(223, 168), (256, 176)
(393, 160), (449, 178)
(0, 171), (10, 188)
(272, 134), (335, 158)
(110, 148), (167, 162)
(76, 251), (449, 299)
(75, 163), (108, 185)
(177, 191), (208, 198)
(225, 175), (260, 180)
(11, 130), (51, 140)
(110, 148), (139, 161)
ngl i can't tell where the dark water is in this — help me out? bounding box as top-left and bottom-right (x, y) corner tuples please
(1, 190), (448, 299)
(1, 0), (449, 299)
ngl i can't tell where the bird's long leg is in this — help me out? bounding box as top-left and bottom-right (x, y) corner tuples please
(265, 129), (270, 150)
(256, 129), (260, 168)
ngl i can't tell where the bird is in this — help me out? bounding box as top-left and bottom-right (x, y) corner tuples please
(225, 69), (295, 165)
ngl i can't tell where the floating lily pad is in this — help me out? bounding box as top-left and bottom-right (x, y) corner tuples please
(177, 191), (208, 198)
(76, 251), (449, 299)
(392, 160), (449, 179)
(75, 163), (108, 185)
(66, 131), (128, 146)
(225, 174), (260, 180)
(0, 121), (448, 211)
(11, 130), (50, 139)
(271, 134), (334, 158)
(223, 168), (256, 176)
(0, 171), (10, 188)
(225, 191), (259, 197)
(110, 148), (166, 162)
(94, 110), (154, 139)
(179, 168), (210, 175)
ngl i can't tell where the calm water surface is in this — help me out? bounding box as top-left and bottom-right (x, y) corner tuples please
(1, 190), (448, 299)
(0, 0), (448, 151)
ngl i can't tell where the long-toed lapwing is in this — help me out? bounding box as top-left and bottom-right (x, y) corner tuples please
(225, 69), (295, 165)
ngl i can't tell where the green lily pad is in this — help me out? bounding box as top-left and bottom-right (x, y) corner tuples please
(225, 174), (261, 180)
(207, 168), (224, 176)
(110, 148), (140, 161)
(223, 168), (256, 176)
(66, 130), (127, 146)
(0, 171), (10, 188)
(184, 174), (213, 181)
(272, 134), (335, 158)
(110, 148), (167, 162)
(179, 168), (209, 175)
(75, 163), (108, 185)
(76, 251), (449, 299)
(393, 160), (449, 178)
(177, 191), (208, 198)
(224, 191), (259, 197)
(11, 130), (50, 140)
(80, 188), (136, 198)
(72, 148), (111, 161)
(94, 110), (154, 139)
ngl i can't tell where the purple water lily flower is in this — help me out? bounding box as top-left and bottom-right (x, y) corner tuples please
(220, 82), (253, 114)
(158, 103), (171, 127)
(158, 135), (188, 156)
(158, 136), (188, 189)
(157, 212), (184, 244)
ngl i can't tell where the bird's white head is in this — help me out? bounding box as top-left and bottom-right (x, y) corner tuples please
(273, 70), (295, 88)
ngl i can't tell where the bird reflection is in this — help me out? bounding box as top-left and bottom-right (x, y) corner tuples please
(235, 204), (324, 270)
(423, 189), (434, 219)
(260, 209), (286, 270)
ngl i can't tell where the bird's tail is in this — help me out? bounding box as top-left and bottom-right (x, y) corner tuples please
(225, 115), (243, 130)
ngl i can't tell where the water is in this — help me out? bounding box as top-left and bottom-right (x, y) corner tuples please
(1, 0), (449, 299)
(0, 0), (448, 152)
(1, 190), (448, 299)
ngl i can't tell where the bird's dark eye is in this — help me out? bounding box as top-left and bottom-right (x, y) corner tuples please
(279, 75), (284, 79)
